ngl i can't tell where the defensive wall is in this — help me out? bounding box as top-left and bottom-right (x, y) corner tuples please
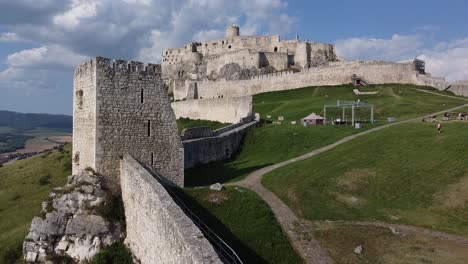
(182, 120), (258, 169)
(173, 60), (443, 100)
(171, 96), (253, 124)
(73, 57), (184, 193)
(447, 80), (468, 96)
(120, 155), (222, 264)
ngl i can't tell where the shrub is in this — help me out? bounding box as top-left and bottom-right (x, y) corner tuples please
(46, 254), (74, 264)
(91, 243), (133, 264)
(95, 195), (126, 229)
(38, 174), (52, 185)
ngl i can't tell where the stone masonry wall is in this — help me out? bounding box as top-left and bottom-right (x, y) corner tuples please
(73, 57), (184, 194)
(171, 95), (252, 124)
(120, 155), (222, 264)
(183, 120), (257, 169)
(73, 60), (97, 175)
(173, 61), (422, 100)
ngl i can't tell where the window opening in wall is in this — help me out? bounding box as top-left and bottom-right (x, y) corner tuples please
(151, 153), (154, 165)
(140, 89), (144, 103)
(228, 45), (231, 49)
(274, 47), (278, 52)
(147, 120), (151, 136)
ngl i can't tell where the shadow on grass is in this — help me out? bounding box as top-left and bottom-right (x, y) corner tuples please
(171, 187), (269, 264)
(184, 163), (271, 187)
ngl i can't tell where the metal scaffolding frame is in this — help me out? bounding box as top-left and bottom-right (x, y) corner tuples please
(323, 100), (374, 126)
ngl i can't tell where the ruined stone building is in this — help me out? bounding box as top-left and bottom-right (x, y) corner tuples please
(162, 25), (338, 83)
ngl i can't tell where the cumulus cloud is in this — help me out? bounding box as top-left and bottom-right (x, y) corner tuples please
(336, 34), (468, 82)
(0, 32), (20, 42)
(0, 0), (293, 97)
(418, 38), (468, 82)
(335, 34), (423, 61)
(7, 45), (88, 70)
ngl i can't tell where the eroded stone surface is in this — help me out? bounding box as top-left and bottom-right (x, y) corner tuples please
(23, 171), (120, 263)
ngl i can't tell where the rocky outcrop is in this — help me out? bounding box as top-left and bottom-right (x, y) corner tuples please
(23, 170), (122, 263)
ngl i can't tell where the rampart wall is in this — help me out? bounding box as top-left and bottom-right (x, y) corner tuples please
(173, 61), (422, 100)
(448, 81), (468, 96)
(171, 96), (252, 124)
(120, 155), (222, 264)
(73, 57), (184, 193)
(183, 120), (257, 169)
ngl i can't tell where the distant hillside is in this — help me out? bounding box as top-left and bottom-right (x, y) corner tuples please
(0, 110), (72, 132)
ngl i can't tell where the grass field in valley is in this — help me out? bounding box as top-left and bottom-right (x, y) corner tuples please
(185, 84), (467, 186)
(0, 145), (71, 263)
(181, 187), (302, 264)
(262, 122), (468, 236)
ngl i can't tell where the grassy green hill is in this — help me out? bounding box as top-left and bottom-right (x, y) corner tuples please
(186, 84), (467, 186)
(180, 187), (301, 263)
(263, 122), (468, 236)
(0, 145), (71, 263)
(0, 144), (296, 264)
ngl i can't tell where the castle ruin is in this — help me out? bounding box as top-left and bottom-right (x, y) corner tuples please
(163, 26), (337, 88)
(73, 57), (184, 193)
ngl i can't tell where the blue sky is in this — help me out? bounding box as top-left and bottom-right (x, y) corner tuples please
(0, 0), (467, 115)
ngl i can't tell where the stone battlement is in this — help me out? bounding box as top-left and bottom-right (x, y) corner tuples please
(74, 57), (161, 77)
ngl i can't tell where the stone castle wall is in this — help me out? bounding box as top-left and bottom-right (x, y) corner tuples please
(73, 57), (184, 193)
(206, 49), (260, 77)
(448, 81), (468, 96)
(173, 61), (421, 100)
(183, 120), (257, 169)
(73, 60), (97, 176)
(120, 155), (222, 264)
(171, 96), (252, 124)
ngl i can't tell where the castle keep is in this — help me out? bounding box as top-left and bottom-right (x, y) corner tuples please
(73, 57), (184, 193)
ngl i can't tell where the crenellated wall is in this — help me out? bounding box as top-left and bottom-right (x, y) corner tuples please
(171, 95), (252, 124)
(73, 57), (184, 193)
(172, 61), (424, 100)
(120, 155), (222, 264)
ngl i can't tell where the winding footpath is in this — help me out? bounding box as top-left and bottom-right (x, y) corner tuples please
(229, 90), (468, 264)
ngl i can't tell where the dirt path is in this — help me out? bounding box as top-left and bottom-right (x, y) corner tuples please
(308, 221), (468, 245)
(229, 96), (468, 263)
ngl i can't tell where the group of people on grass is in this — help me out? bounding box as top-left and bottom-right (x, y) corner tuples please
(421, 112), (467, 134)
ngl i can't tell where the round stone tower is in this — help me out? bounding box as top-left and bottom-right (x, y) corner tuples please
(225, 25), (240, 39)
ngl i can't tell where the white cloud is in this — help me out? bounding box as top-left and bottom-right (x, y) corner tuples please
(335, 34), (468, 82)
(7, 45), (88, 70)
(418, 38), (468, 82)
(0, 32), (20, 42)
(335, 34), (423, 61)
(53, 0), (97, 30)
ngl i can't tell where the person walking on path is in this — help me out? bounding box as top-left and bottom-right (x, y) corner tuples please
(437, 122), (442, 134)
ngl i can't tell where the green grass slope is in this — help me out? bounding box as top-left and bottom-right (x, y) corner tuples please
(0, 145), (71, 263)
(263, 122), (468, 236)
(186, 84), (467, 186)
(181, 187), (302, 264)
(176, 117), (230, 134)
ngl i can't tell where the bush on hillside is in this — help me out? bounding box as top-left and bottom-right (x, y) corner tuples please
(91, 243), (133, 264)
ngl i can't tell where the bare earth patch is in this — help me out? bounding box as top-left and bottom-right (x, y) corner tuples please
(286, 187), (304, 217)
(205, 192), (229, 205)
(337, 168), (376, 192)
(311, 223), (468, 264)
(433, 175), (468, 209)
(333, 193), (367, 207)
